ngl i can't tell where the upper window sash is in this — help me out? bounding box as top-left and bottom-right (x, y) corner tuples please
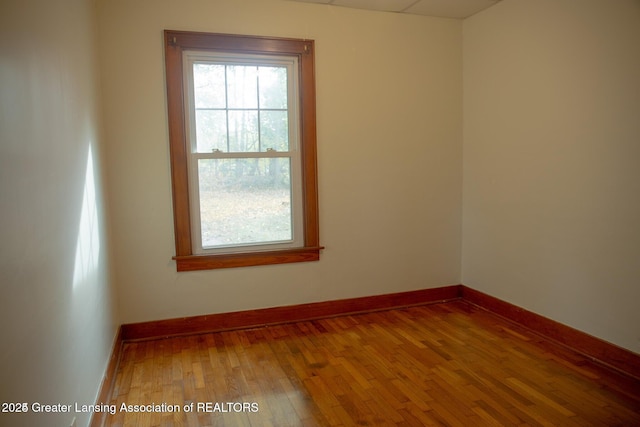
(183, 52), (300, 155)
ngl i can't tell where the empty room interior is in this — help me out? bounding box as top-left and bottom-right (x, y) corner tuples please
(1, 0), (639, 426)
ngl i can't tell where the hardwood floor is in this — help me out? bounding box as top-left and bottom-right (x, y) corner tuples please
(102, 301), (640, 426)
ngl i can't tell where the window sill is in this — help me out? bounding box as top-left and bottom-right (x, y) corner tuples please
(173, 246), (324, 271)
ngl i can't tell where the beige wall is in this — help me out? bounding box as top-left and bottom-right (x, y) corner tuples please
(463, 0), (640, 353)
(100, 0), (462, 323)
(0, 0), (118, 426)
(97, 0), (463, 324)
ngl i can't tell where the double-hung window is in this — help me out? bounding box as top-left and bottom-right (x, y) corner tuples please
(164, 31), (321, 271)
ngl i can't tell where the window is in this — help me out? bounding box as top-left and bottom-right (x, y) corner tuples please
(164, 31), (321, 271)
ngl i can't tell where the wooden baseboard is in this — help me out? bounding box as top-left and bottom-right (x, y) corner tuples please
(461, 285), (640, 381)
(90, 327), (124, 427)
(121, 285), (463, 341)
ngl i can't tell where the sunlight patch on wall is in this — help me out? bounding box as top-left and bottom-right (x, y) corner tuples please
(73, 144), (100, 289)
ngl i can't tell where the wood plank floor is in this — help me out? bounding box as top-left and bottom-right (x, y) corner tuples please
(102, 301), (640, 426)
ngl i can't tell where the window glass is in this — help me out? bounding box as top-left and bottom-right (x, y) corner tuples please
(259, 66), (288, 109)
(193, 64), (226, 108)
(227, 110), (259, 152)
(195, 110), (226, 153)
(260, 110), (288, 152)
(197, 158), (292, 248)
(227, 65), (258, 109)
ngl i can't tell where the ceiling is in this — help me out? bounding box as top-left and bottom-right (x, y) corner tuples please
(287, 0), (501, 19)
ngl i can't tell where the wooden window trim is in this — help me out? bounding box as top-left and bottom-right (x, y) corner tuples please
(164, 30), (322, 271)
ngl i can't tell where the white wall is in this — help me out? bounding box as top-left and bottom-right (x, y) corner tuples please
(463, 0), (640, 353)
(97, 0), (463, 324)
(0, 0), (119, 426)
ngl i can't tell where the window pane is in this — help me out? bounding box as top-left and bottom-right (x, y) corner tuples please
(198, 158), (293, 248)
(228, 110), (258, 152)
(259, 66), (287, 109)
(195, 110), (227, 152)
(227, 65), (258, 109)
(260, 110), (289, 151)
(193, 64), (225, 108)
